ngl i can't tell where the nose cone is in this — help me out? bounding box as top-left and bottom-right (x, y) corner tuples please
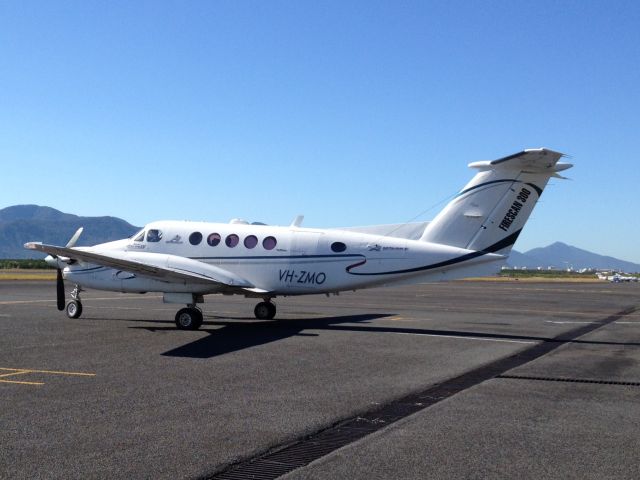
(45, 255), (58, 268)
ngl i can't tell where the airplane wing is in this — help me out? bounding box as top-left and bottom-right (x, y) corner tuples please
(24, 242), (254, 288)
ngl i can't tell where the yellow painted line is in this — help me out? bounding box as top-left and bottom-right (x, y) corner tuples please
(0, 379), (44, 385)
(0, 367), (96, 387)
(0, 367), (95, 377)
(0, 370), (30, 378)
(0, 299), (60, 305)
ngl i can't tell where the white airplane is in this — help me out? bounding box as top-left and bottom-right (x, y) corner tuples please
(597, 272), (638, 283)
(25, 148), (572, 330)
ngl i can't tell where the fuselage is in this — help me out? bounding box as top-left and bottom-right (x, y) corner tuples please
(63, 220), (506, 296)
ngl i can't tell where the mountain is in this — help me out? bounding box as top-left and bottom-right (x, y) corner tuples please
(504, 249), (544, 269)
(0, 205), (140, 259)
(508, 242), (640, 272)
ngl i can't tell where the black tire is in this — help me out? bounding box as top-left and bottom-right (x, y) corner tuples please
(254, 301), (276, 320)
(66, 300), (83, 319)
(267, 301), (276, 320)
(175, 307), (203, 330)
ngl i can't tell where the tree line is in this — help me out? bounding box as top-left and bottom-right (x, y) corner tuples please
(0, 259), (54, 269)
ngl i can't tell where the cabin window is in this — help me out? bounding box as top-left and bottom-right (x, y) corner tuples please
(331, 241), (347, 252)
(262, 236), (277, 250)
(226, 234), (239, 248)
(133, 230), (145, 242)
(147, 229), (163, 242)
(189, 232), (203, 245)
(244, 235), (258, 249)
(207, 233), (221, 247)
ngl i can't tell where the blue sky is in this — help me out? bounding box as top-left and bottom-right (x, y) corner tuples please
(2, 1), (639, 262)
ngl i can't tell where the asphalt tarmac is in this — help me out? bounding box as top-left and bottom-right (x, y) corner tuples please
(1, 280), (639, 479)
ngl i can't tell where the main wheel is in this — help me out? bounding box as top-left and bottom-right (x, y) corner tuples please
(175, 307), (203, 330)
(66, 300), (83, 319)
(254, 301), (276, 320)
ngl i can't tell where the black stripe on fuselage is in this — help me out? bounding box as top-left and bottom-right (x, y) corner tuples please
(190, 254), (361, 261)
(458, 179), (543, 198)
(346, 229), (522, 276)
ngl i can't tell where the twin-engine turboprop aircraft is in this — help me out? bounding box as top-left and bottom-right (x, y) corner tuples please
(25, 148), (572, 330)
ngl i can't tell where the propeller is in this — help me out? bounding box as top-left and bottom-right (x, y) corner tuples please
(56, 268), (65, 310)
(65, 227), (84, 249)
(46, 227), (83, 311)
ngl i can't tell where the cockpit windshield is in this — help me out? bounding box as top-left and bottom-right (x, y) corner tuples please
(132, 229), (145, 242)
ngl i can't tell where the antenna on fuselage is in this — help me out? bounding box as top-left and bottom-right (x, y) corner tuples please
(374, 192), (458, 241)
(290, 215), (304, 228)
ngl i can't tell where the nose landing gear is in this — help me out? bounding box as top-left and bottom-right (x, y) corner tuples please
(66, 285), (83, 319)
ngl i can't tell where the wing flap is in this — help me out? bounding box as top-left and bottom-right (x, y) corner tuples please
(24, 242), (253, 287)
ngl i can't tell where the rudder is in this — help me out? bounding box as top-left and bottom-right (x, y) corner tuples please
(419, 148), (572, 254)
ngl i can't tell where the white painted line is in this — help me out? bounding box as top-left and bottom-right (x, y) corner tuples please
(545, 321), (596, 324)
(0, 295), (162, 305)
(0, 299), (58, 305)
(387, 332), (536, 344)
(546, 320), (640, 325)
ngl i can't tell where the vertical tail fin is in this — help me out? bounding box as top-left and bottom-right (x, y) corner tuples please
(420, 148), (572, 254)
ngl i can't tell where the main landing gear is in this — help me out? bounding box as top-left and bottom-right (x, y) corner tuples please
(254, 300), (276, 320)
(174, 307), (203, 330)
(173, 299), (276, 329)
(66, 285), (83, 319)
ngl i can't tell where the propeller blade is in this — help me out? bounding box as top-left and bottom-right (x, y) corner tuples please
(56, 269), (65, 311)
(66, 227), (84, 248)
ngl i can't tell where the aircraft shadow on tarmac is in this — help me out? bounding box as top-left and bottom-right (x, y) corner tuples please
(131, 314), (390, 358)
(126, 314), (640, 358)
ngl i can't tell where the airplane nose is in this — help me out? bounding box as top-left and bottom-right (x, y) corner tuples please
(45, 255), (58, 268)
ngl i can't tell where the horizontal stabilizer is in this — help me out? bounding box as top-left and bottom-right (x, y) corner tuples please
(468, 148), (572, 173)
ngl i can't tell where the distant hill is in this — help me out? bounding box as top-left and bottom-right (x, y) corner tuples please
(504, 249), (543, 269)
(508, 242), (640, 273)
(0, 205), (140, 259)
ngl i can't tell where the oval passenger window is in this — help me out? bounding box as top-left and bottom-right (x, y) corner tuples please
(189, 232), (203, 245)
(207, 233), (221, 246)
(244, 235), (258, 249)
(331, 242), (347, 252)
(263, 236), (277, 250)
(226, 234), (239, 248)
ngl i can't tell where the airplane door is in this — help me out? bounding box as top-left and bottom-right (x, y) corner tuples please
(290, 231), (321, 256)
(283, 231), (323, 288)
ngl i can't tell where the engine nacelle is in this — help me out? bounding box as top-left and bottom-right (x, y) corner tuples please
(63, 264), (219, 294)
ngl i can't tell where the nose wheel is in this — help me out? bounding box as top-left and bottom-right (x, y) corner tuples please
(66, 300), (83, 319)
(66, 285), (83, 319)
(254, 301), (276, 320)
